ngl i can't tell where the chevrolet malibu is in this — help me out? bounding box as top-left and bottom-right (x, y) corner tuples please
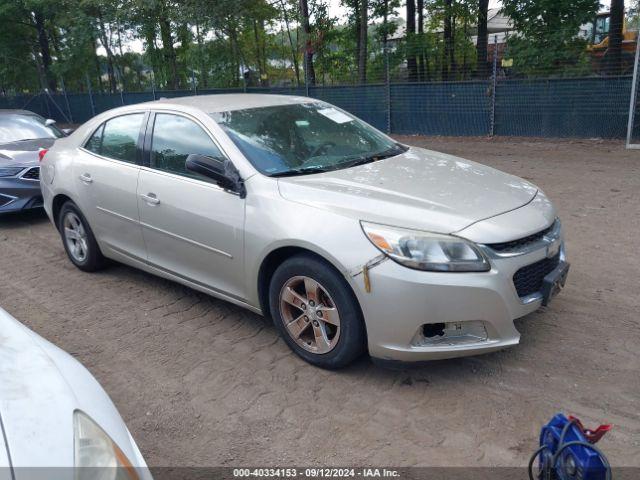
(40, 94), (569, 369)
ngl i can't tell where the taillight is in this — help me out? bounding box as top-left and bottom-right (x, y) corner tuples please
(38, 149), (48, 162)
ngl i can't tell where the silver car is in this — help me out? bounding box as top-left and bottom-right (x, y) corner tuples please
(41, 94), (569, 369)
(0, 110), (68, 214)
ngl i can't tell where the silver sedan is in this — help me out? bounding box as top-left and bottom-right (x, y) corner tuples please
(0, 110), (65, 214)
(40, 94), (569, 369)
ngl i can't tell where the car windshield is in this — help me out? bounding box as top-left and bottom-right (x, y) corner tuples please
(0, 114), (64, 144)
(211, 102), (407, 176)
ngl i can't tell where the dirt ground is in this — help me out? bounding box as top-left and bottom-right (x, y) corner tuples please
(0, 136), (638, 468)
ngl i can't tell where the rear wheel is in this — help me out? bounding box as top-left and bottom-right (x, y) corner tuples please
(58, 201), (106, 272)
(269, 254), (366, 369)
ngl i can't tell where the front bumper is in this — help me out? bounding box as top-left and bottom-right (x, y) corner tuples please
(0, 168), (43, 214)
(352, 240), (566, 362)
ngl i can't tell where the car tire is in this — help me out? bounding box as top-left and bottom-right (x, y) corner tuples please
(58, 201), (106, 272)
(269, 253), (366, 369)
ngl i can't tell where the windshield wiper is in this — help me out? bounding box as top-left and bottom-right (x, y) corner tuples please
(270, 166), (332, 177)
(338, 145), (407, 170)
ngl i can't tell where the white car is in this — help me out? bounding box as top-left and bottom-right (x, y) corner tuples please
(0, 307), (151, 480)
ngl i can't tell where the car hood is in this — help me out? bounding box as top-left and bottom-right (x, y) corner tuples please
(277, 146), (538, 233)
(0, 138), (55, 167)
(0, 308), (146, 475)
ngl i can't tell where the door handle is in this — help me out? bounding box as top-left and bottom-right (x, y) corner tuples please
(79, 173), (93, 184)
(140, 193), (160, 205)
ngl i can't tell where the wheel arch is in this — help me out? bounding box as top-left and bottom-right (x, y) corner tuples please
(51, 193), (74, 231)
(256, 245), (362, 322)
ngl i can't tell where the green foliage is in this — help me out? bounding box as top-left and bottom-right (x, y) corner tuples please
(501, 0), (599, 77)
(0, 0), (612, 94)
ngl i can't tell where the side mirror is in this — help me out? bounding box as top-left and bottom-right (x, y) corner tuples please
(45, 119), (56, 127)
(185, 154), (246, 198)
(62, 128), (74, 136)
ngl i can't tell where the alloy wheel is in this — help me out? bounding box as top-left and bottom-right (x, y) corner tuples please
(63, 212), (88, 263)
(279, 276), (341, 354)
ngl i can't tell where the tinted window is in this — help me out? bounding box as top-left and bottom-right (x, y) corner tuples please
(85, 113), (144, 163)
(0, 114), (64, 143)
(150, 113), (223, 179)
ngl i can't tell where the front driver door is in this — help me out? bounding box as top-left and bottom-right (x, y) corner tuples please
(137, 112), (246, 301)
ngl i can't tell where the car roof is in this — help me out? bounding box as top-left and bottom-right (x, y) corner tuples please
(143, 93), (312, 113)
(0, 109), (38, 116)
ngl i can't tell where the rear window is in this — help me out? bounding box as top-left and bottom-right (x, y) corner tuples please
(0, 114), (64, 143)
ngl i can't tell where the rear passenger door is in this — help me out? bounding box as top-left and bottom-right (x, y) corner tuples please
(74, 112), (147, 261)
(137, 111), (246, 300)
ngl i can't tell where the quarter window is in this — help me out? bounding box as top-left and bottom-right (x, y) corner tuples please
(84, 123), (104, 154)
(84, 113), (144, 164)
(150, 113), (224, 179)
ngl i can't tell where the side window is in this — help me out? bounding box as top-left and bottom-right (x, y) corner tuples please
(150, 113), (224, 179)
(84, 123), (104, 154)
(84, 113), (144, 163)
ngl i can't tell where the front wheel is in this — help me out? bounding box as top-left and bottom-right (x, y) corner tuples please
(58, 201), (106, 272)
(269, 254), (366, 369)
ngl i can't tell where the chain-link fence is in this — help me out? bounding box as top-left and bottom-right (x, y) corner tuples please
(627, 37), (640, 147)
(2, 34), (639, 142)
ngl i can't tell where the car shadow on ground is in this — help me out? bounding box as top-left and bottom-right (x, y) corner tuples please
(0, 208), (49, 225)
(98, 255), (519, 386)
(0, 207), (528, 387)
(0, 206), (523, 385)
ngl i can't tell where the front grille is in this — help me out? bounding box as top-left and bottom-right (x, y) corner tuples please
(513, 252), (561, 298)
(21, 167), (40, 180)
(488, 221), (555, 253)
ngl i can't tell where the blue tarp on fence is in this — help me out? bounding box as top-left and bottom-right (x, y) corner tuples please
(1, 76), (632, 138)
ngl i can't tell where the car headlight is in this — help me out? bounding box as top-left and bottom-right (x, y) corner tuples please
(0, 167), (23, 177)
(361, 221), (490, 272)
(74, 411), (139, 480)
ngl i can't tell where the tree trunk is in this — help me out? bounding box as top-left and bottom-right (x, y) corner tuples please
(476, 0), (489, 78)
(279, 0), (300, 86)
(443, 0), (452, 81)
(606, 0), (625, 75)
(33, 10), (56, 91)
(417, 0), (424, 81)
(299, 0), (316, 86)
(115, 19), (128, 91)
(450, 14), (457, 78)
(195, 22), (208, 87)
(252, 20), (264, 82)
(91, 35), (104, 93)
(97, 12), (117, 92)
(462, 18), (468, 79)
(159, 16), (179, 89)
(358, 0), (368, 83)
(406, 0), (417, 81)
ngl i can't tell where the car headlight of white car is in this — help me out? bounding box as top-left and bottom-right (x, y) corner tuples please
(74, 411), (139, 480)
(361, 221), (490, 272)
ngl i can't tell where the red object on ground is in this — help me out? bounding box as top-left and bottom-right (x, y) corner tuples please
(568, 415), (612, 444)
